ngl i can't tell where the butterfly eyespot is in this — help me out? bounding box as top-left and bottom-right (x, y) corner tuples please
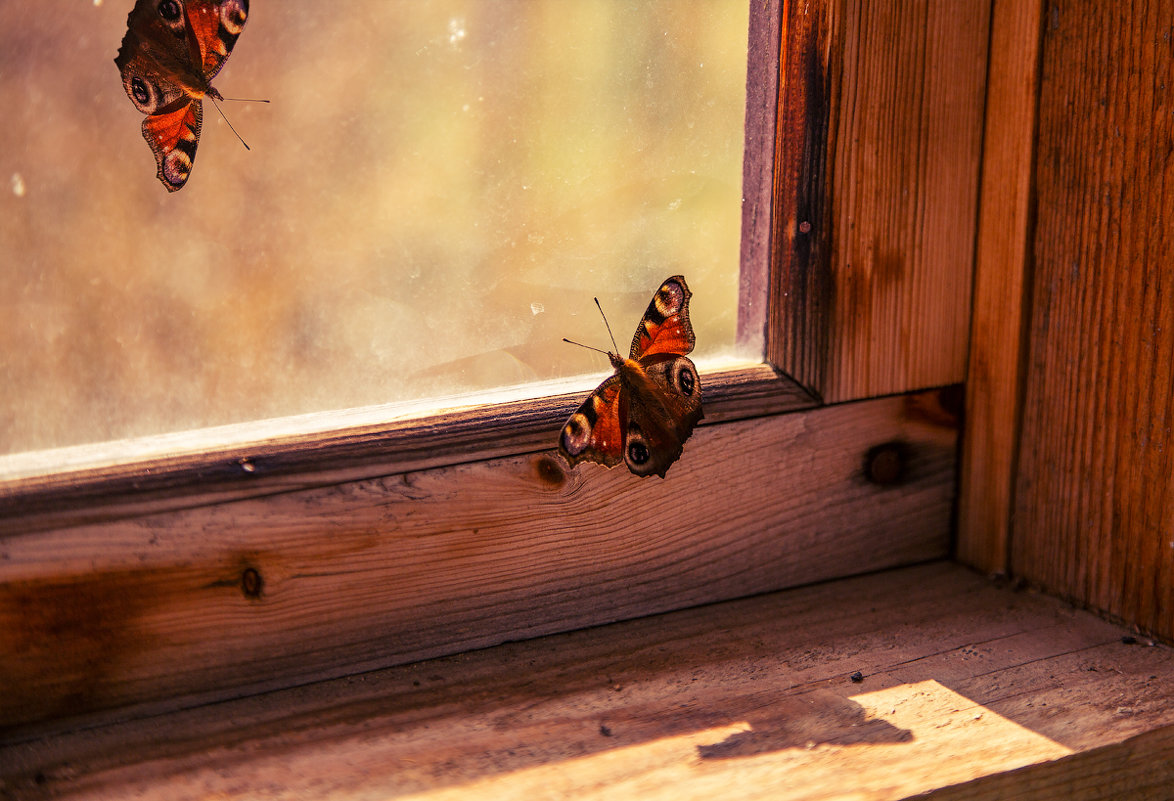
(162, 148), (193, 188)
(129, 76), (154, 109)
(220, 0), (248, 33)
(156, 0), (183, 23)
(627, 441), (650, 466)
(676, 364), (696, 396)
(561, 413), (591, 456)
(654, 281), (685, 318)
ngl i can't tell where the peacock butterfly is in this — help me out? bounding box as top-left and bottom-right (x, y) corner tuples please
(114, 0), (249, 192)
(558, 275), (704, 479)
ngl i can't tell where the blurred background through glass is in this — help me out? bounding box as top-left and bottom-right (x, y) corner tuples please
(0, 0), (751, 456)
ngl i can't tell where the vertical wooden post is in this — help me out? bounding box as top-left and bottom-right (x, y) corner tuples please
(737, 0), (782, 354)
(956, 0), (1044, 575)
(1011, 0), (1174, 640)
(767, 0), (990, 403)
(766, 0), (842, 396)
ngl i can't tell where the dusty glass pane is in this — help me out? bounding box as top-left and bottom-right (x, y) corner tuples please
(0, 1), (751, 456)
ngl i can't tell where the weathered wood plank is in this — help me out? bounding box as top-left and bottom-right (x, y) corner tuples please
(924, 727), (1174, 801)
(956, 0), (1044, 575)
(736, 0), (781, 350)
(4, 563), (1173, 801)
(769, 0), (989, 402)
(1012, 0), (1174, 641)
(0, 391), (957, 733)
(768, 0), (841, 395)
(0, 364), (815, 535)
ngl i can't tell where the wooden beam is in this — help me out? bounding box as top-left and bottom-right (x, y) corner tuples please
(736, 0), (781, 351)
(956, 0), (1044, 575)
(5, 563), (1173, 800)
(769, 0), (989, 402)
(0, 391), (958, 733)
(767, 0), (841, 395)
(927, 726), (1174, 801)
(0, 365), (813, 534)
(1011, 0), (1174, 641)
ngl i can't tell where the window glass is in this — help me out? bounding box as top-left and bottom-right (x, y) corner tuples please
(0, 1), (750, 456)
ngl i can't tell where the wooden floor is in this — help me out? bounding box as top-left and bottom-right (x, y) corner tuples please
(3, 562), (1173, 801)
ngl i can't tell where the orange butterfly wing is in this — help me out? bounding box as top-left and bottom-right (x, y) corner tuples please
(558, 376), (626, 468)
(185, 0), (249, 82)
(141, 99), (203, 191)
(628, 275), (696, 359)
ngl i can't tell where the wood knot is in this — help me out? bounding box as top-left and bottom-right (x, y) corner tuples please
(534, 455), (567, 488)
(864, 442), (908, 486)
(241, 567), (264, 599)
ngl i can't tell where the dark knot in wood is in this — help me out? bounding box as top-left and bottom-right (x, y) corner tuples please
(241, 567), (264, 599)
(864, 442), (907, 486)
(535, 455), (567, 488)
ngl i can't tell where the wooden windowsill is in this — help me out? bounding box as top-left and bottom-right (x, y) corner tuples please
(4, 561), (1172, 800)
(0, 362), (812, 533)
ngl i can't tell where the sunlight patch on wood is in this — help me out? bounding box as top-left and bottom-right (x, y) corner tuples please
(390, 682), (1073, 801)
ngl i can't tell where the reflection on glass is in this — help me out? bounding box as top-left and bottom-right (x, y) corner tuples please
(0, 1), (750, 456)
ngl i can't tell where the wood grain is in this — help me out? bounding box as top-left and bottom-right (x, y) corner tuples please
(4, 563), (1173, 801)
(0, 391), (957, 733)
(0, 364), (814, 534)
(736, 0), (780, 351)
(956, 0), (1044, 575)
(928, 727), (1174, 801)
(769, 0), (989, 402)
(769, 0), (841, 398)
(1012, 0), (1174, 641)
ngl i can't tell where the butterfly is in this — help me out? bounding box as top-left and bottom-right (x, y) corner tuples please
(114, 0), (250, 192)
(558, 275), (704, 479)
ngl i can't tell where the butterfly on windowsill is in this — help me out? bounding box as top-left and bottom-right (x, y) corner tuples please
(558, 275), (704, 479)
(114, 0), (250, 192)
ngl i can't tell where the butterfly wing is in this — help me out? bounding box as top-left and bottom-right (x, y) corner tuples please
(558, 375), (626, 469)
(619, 354), (703, 478)
(184, 0), (250, 83)
(141, 98), (203, 192)
(621, 276), (702, 477)
(628, 275), (696, 359)
(115, 0), (249, 191)
(115, 0), (199, 116)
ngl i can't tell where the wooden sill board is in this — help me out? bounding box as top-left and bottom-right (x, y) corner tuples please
(0, 392), (955, 732)
(3, 562), (1173, 801)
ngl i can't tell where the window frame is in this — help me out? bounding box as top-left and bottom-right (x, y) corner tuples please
(0, 0), (970, 734)
(0, 0), (790, 530)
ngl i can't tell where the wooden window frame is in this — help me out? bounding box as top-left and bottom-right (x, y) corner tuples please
(1, 0), (967, 735)
(9, 3), (1174, 797)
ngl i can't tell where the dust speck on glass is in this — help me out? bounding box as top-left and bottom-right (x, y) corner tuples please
(0, 1), (751, 456)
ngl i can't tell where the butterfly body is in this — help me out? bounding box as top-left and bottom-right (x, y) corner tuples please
(115, 0), (250, 191)
(559, 276), (703, 479)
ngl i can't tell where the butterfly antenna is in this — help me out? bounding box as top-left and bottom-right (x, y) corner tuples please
(209, 96), (251, 151)
(562, 338), (611, 357)
(594, 298), (621, 354)
(222, 97), (271, 104)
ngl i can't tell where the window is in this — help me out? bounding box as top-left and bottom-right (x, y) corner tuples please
(1, 0), (973, 737)
(0, 1), (752, 456)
